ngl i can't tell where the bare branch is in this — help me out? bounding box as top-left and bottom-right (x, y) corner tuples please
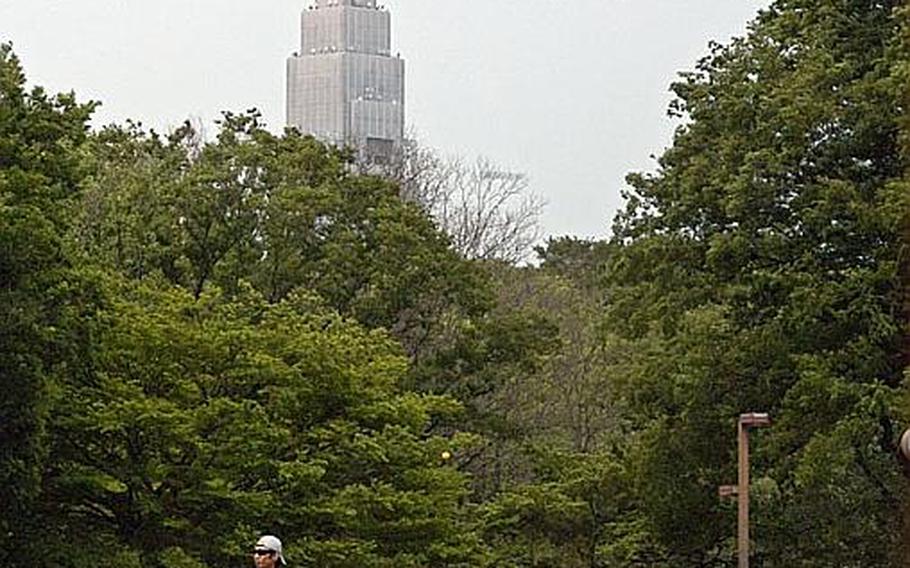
(368, 136), (545, 264)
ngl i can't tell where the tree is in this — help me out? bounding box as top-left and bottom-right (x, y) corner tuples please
(38, 279), (485, 568)
(469, 261), (633, 567)
(434, 157), (543, 264)
(602, 0), (907, 564)
(74, 118), (491, 359)
(366, 139), (545, 264)
(0, 43), (98, 563)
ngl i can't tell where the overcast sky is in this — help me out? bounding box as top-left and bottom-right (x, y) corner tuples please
(1, 0), (769, 240)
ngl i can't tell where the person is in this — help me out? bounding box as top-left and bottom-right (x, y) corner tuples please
(252, 535), (287, 567)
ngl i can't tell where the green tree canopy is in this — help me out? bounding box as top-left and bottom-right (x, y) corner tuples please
(37, 278), (482, 568)
(0, 42), (99, 562)
(72, 116), (490, 359)
(603, 0), (908, 564)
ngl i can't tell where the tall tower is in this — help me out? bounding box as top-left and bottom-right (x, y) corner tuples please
(286, 0), (405, 156)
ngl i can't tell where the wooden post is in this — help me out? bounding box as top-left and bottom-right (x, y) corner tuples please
(738, 419), (750, 568)
(723, 413), (769, 567)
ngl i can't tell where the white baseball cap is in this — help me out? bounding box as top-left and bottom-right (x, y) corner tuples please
(255, 535), (287, 565)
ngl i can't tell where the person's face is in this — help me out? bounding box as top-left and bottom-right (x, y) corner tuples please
(253, 549), (278, 568)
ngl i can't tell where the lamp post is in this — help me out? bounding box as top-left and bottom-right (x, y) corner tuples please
(719, 412), (771, 568)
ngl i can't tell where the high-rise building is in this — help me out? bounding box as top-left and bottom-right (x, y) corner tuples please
(286, 0), (405, 156)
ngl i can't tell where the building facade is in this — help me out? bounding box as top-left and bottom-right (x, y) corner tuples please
(286, 0), (405, 156)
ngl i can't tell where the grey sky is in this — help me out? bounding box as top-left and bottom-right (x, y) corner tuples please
(1, 0), (768, 240)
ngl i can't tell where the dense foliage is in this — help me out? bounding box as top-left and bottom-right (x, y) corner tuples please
(0, 45), (485, 567)
(2, 0), (910, 565)
(603, 0), (908, 565)
(0, 43), (99, 563)
(44, 282), (480, 567)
